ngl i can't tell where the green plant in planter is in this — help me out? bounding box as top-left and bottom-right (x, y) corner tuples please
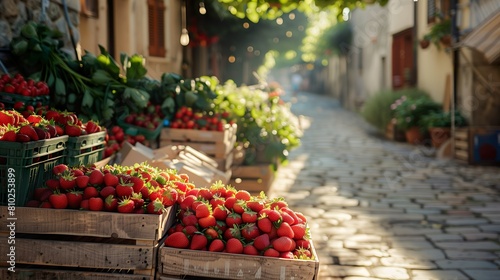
(392, 96), (441, 131)
(422, 18), (452, 50)
(420, 110), (468, 129)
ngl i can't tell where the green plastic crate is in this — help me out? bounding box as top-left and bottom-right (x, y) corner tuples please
(0, 135), (68, 166)
(0, 92), (50, 109)
(64, 131), (106, 167)
(118, 114), (163, 140)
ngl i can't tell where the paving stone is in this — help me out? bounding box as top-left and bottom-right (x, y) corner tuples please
(344, 240), (390, 250)
(389, 240), (436, 249)
(387, 248), (446, 260)
(445, 218), (489, 226)
(322, 211), (353, 221)
(343, 277), (387, 280)
(358, 249), (391, 257)
(380, 256), (436, 269)
(370, 267), (410, 279)
(345, 234), (383, 242)
(436, 260), (498, 269)
(445, 226), (481, 233)
(445, 250), (498, 260)
(321, 265), (371, 277)
(406, 208), (442, 215)
(463, 270), (500, 280)
(479, 224), (500, 232)
(411, 270), (469, 280)
(338, 256), (374, 266)
(461, 232), (498, 241)
(425, 233), (463, 242)
(435, 241), (500, 250)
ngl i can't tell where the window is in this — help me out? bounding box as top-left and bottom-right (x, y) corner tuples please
(80, 0), (98, 18)
(148, 0), (166, 57)
(428, 0), (451, 23)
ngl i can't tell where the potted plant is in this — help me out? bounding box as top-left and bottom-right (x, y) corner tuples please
(422, 18), (452, 50)
(419, 35), (431, 49)
(421, 111), (467, 148)
(392, 96), (441, 145)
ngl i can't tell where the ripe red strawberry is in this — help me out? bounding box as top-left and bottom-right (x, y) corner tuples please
(246, 200), (265, 213)
(226, 238), (244, 254)
(66, 190), (84, 209)
(235, 190), (251, 201)
(226, 212), (242, 228)
(49, 192), (68, 209)
(33, 126), (47, 140)
(103, 172), (119, 187)
(104, 195), (118, 212)
(272, 236), (295, 252)
(270, 200), (288, 210)
(281, 207), (300, 225)
(25, 200), (41, 207)
(254, 233), (271, 251)
(75, 175), (90, 189)
(65, 123), (82, 137)
(27, 115), (43, 124)
(223, 225), (241, 240)
(243, 244), (259, 255)
(45, 178), (60, 191)
(19, 125), (39, 141)
(129, 176), (144, 193)
(130, 192), (144, 209)
(33, 187), (52, 202)
(181, 210), (198, 227)
(100, 186), (116, 198)
(161, 188), (178, 207)
(195, 203), (211, 218)
(183, 225), (198, 236)
(257, 216), (273, 233)
(213, 205), (228, 221)
(277, 222), (294, 239)
(117, 198), (135, 213)
(241, 223), (260, 242)
(164, 232), (189, 249)
(85, 120), (100, 134)
(294, 247), (313, 259)
(190, 233), (208, 250)
(204, 227), (220, 240)
(280, 251), (295, 259)
(295, 239), (311, 249)
(44, 110), (60, 121)
(116, 181), (134, 197)
(1, 130), (17, 142)
(198, 215), (216, 228)
(59, 172), (76, 190)
(291, 223), (306, 240)
(71, 168), (85, 177)
(208, 239), (225, 252)
(88, 197), (104, 211)
(198, 188), (213, 201)
(267, 209), (282, 223)
(281, 211), (296, 226)
(263, 248), (280, 257)
(0, 110), (15, 126)
(15, 133), (30, 142)
(80, 199), (89, 210)
(224, 196), (237, 211)
(88, 169), (104, 185)
(179, 195), (197, 210)
(146, 198), (165, 214)
(83, 186), (99, 199)
(39, 201), (53, 208)
(52, 164), (69, 176)
(242, 209), (258, 223)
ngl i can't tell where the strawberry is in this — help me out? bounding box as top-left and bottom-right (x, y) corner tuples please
(225, 212), (242, 228)
(213, 205), (229, 221)
(241, 223), (260, 242)
(39, 201), (53, 208)
(49, 192), (68, 209)
(116, 181), (134, 197)
(75, 175), (90, 188)
(33, 187), (52, 202)
(59, 172), (76, 190)
(164, 232), (189, 249)
(129, 176), (144, 193)
(25, 200), (41, 207)
(100, 186), (116, 198)
(0, 110), (15, 126)
(223, 225), (241, 240)
(235, 190), (251, 201)
(280, 211), (296, 226)
(267, 209), (282, 223)
(15, 133), (30, 142)
(204, 227), (220, 240)
(276, 222), (294, 238)
(85, 120), (100, 134)
(280, 251), (295, 259)
(198, 215), (217, 228)
(1, 130), (17, 142)
(263, 248), (280, 257)
(104, 195), (118, 212)
(33, 126), (47, 140)
(88, 169), (104, 185)
(80, 199), (89, 210)
(52, 164), (69, 176)
(295, 239), (311, 249)
(161, 188), (178, 207)
(130, 193), (144, 209)
(294, 247), (313, 259)
(146, 198), (165, 214)
(179, 195), (197, 210)
(181, 210), (198, 227)
(242, 209), (258, 223)
(253, 233), (271, 251)
(246, 200), (265, 213)
(270, 200), (288, 210)
(243, 244), (259, 255)
(272, 236), (295, 252)
(117, 198), (135, 213)
(19, 125), (38, 141)
(103, 172), (119, 187)
(71, 169), (85, 177)
(27, 115), (43, 124)
(66, 190), (84, 209)
(208, 239), (225, 252)
(45, 178), (60, 191)
(195, 203), (211, 218)
(224, 196), (237, 211)
(198, 188), (213, 201)
(232, 200), (245, 214)
(291, 223), (307, 240)
(83, 186), (99, 199)
(88, 197), (104, 211)
(190, 233), (208, 250)
(183, 225), (198, 236)
(225, 238), (244, 254)
(44, 110), (60, 121)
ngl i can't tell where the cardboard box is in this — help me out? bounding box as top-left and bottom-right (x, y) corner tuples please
(118, 142), (231, 188)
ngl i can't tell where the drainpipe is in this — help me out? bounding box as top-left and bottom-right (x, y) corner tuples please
(413, 0), (418, 86)
(451, 0), (459, 157)
(107, 0), (115, 59)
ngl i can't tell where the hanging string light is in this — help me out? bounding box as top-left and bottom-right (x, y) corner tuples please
(180, 0), (190, 46)
(199, 1), (207, 15)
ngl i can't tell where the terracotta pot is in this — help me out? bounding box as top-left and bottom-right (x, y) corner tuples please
(420, 39), (430, 49)
(440, 35), (452, 47)
(405, 127), (425, 145)
(429, 127), (451, 148)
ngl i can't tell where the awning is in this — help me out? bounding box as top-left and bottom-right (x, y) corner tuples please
(460, 11), (500, 64)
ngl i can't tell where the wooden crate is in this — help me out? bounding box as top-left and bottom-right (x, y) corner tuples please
(0, 206), (176, 279)
(454, 127), (500, 165)
(157, 244), (319, 280)
(229, 164), (275, 195)
(160, 124), (237, 160)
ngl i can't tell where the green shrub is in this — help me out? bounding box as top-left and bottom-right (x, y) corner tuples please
(360, 88), (430, 131)
(392, 96), (441, 130)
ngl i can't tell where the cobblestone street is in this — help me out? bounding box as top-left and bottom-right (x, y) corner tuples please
(269, 92), (500, 280)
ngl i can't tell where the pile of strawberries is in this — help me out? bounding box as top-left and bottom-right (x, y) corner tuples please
(169, 106), (234, 131)
(164, 184), (314, 260)
(28, 163), (192, 213)
(103, 125), (148, 158)
(0, 73), (50, 97)
(122, 103), (164, 131)
(0, 108), (103, 142)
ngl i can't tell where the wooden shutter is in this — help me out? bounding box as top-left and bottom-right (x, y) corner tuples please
(428, 0), (437, 23)
(148, 0), (166, 57)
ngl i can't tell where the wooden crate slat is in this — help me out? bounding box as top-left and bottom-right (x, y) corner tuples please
(0, 206), (172, 240)
(1, 268), (153, 280)
(0, 238), (156, 270)
(230, 164), (274, 193)
(159, 246), (319, 280)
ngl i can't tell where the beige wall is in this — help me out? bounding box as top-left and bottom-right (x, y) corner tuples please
(78, 0), (183, 79)
(416, 0), (453, 104)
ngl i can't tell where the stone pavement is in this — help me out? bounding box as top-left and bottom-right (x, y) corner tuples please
(268, 92), (500, 280)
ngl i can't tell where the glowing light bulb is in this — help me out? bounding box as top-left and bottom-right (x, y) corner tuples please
(199, 2), (206, 14)
(180, 29), (190, 46)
